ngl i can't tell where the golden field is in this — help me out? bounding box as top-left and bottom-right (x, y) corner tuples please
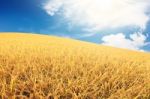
(0, 33), (150, 99)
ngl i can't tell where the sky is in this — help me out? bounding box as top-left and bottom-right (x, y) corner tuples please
(0, 0), (150, 52)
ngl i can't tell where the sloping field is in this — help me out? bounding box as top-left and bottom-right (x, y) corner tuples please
(0, 33), (150, 99)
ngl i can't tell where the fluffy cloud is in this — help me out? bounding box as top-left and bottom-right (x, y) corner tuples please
(44, 0), (150, 31)
(102, 32), (149, 51)
(44, 0), (150, 51)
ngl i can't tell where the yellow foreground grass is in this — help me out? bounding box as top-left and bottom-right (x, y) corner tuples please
(0, 33), (150, 99)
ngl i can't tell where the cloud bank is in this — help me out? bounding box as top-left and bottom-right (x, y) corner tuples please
(44, 0), (150, 31)
(102, 32), (148, 51)
(44, 0), (150, 51)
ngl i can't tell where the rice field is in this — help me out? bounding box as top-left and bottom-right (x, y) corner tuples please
(0, 33), (150, 99)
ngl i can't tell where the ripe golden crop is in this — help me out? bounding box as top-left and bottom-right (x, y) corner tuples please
(0, 33), (150, 99)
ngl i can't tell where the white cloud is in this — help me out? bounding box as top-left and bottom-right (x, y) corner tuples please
(44, 0), (150, 51)
(102, 32), (148, 51)
(44, 0), (150, 31)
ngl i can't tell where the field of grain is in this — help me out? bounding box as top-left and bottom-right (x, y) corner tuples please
(0, 33), (150, 99)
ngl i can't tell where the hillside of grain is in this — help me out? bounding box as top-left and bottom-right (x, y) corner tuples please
(0, 33), (150, 99)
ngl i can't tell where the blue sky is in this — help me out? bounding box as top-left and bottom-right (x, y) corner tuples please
(0, 0), (150, 51)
